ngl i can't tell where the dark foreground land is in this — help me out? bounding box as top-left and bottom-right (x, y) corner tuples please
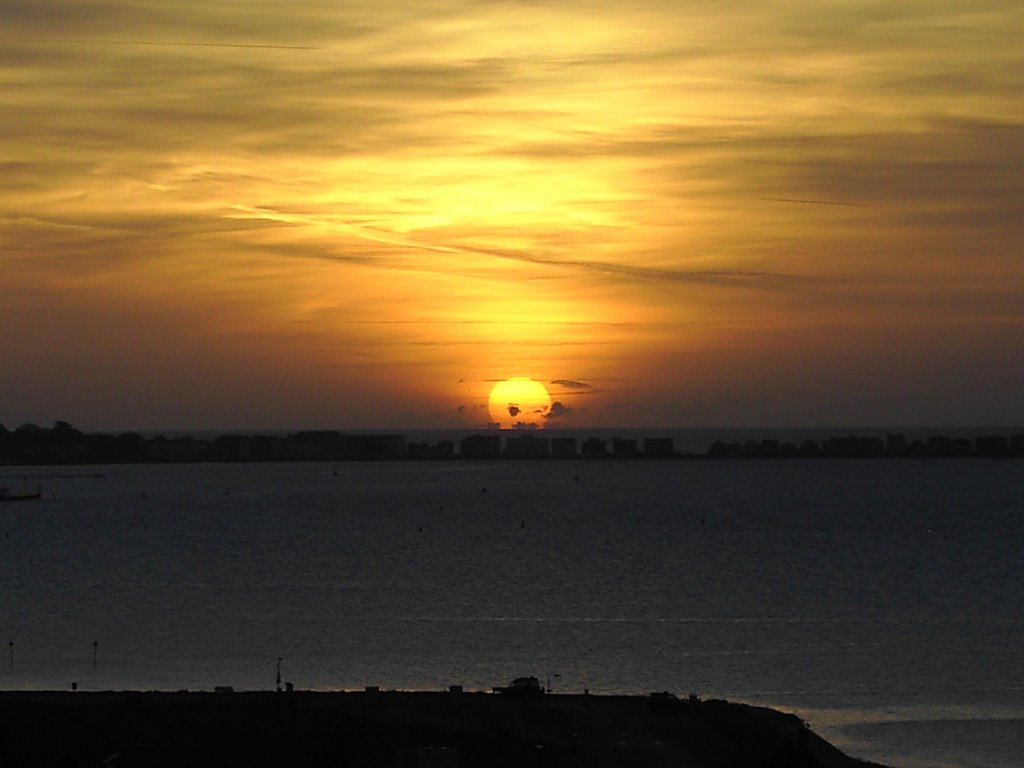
(0, 689), (888, 768)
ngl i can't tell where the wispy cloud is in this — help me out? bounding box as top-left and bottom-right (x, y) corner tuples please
(551, 379), (592, 390)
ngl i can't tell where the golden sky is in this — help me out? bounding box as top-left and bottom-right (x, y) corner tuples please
(2, 1), (1022, 429)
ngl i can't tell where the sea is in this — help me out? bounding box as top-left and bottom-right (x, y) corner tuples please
(2, 447), (1022, 768)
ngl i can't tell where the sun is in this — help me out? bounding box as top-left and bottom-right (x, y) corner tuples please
(488, 378), (552, 429)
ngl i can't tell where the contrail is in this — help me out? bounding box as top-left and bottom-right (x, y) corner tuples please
(231, 204), (822, 289)
(761, 197), (877, 208)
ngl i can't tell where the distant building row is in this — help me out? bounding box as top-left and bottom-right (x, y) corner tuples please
(706, 432), (1024, 459)
(1, 421), (1022, 465)
(453, 434), (677, 460)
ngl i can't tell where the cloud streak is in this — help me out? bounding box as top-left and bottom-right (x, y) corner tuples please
(40, 38), (319, 50)
(551, 379), (592, 390)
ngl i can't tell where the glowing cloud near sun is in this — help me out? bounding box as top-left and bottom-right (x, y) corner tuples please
(488, 378), (552, 429)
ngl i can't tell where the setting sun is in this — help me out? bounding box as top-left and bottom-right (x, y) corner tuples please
(487, 378), (552, 429)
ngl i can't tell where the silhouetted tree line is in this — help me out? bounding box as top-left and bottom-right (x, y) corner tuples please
(1, 421), (1021, 465)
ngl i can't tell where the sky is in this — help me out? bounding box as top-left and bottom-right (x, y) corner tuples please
(2, 1), (1022, 431)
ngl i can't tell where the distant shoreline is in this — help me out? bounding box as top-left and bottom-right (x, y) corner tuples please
(1, 421), (1022, 465)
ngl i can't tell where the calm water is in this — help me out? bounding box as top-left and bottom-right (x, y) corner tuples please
(2, 459), (1022, 767)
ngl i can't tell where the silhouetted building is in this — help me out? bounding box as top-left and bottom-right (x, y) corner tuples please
(950, 438), (974, 456)
(905, 439), (928, 457)
(580, 437), (607, 458)
(496, 676), (545, 696)
(460, 434), (501, 459)
(642, 438), (675, 458)
(250, 435), (288, 460)
(821, 436), (884, 458)
(707, 441), (743, 458)
(285, 431), (340, 460)
(210, 435), (251, 461)
(612, 437), (639, 458)
(145, 436), (209, 462)
(886, 433), (907, 456)
(406, 440), (455, 459)
(550, 437), (578, 458)
(285, 432), (404, 460)
(406, 442), (430, 459)
(505, 434), (550, 459)
(975, 435), (1009, 457)
(799, 440), (821, 457)
(352, 434), (405, 460)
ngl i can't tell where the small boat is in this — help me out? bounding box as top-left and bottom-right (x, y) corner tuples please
(0, 485), (42, 502)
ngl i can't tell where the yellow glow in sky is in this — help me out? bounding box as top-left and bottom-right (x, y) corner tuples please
(1, 1), (1022, 429)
